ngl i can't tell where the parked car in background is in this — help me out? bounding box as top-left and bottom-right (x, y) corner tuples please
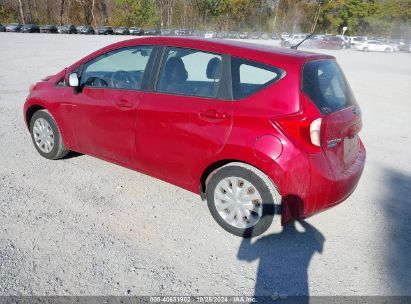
(40, 25), (58, 33)
(193, 30), (204, 37)
(261, 33), (270, 40)
(239, 32), (249, 39)
(281, 33), (307, 47)
(174, 29), (190, 36)
(6, 23), (22, 32)
(21, 24), (40, 33)
(369, 36), (387, 43)
(341, 35), (350, 48)
(76, 25), (84, 33)
(355, 40), (396, 52)
(316, 35), (345, 49)
(250, 32), (261, 39)
(348, 36), (367, 48)
(388, 39), (404, 51)
(304, 35), (324, 48)
(228, 31), (239, 39)
(216, 32), (228, 39)
(97, 26), (113, 35)
(204, 31), (216, 39)
(401, 39), (411, 52)
(80, 26), (95, 35)
(145, 29), (161, 36)
(0, 23), (5, 32)
(281, 32), (290, 39)
(271, 33), (279, 40)
(129, 27), (144, 36)
(161, 29), (174, 36)
(114, 27), (129, 35)
(24, 37), (365, 237)
(390, 43), (400, 52)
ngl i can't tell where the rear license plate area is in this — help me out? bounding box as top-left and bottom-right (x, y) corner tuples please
(344, 134), (359, 164)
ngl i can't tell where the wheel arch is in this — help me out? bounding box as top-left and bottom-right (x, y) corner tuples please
(199, 159), (238, 200)
(199, 159), (281, 201)
(25, 104), (46, 128)
(25, 104), (71, 150)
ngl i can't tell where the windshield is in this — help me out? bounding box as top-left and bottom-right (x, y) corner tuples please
(303, 60), (357, 114)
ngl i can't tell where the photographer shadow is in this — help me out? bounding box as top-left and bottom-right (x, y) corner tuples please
(238, 220), (325, 302)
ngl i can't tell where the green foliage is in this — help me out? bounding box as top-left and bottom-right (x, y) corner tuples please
(0, 4), (18, 23)
(317, 0), (411, 36)
(112, 0), (159, 27)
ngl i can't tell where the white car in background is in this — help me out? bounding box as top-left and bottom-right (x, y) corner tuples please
(281, 32), (290, 39)
(281, 33), (307, 47)
(348, 36), (368, 47)
(355, 40), (397, 52)
(204, 31), (216, 39)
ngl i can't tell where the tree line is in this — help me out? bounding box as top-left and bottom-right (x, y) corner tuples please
(1, 0), (410, 37)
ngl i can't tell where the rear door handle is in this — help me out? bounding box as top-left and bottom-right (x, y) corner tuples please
(115, 99), (133, 109)
(200, 110), (227, 120)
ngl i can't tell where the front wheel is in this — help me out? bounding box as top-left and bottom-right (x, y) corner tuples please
(363, 47), (369, 52)
(206, 162), (281, 238)
(30, 110), (69, 160)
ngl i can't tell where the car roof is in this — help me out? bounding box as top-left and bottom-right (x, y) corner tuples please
(69, 36), (334, 73)
(113, 37), (332, 63)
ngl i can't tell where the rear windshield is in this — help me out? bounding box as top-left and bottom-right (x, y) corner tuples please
(303, 60), (356, 114)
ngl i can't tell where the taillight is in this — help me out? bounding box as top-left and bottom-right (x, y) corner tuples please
(310, 118), (322, 147)
(272, 95), (324, 152)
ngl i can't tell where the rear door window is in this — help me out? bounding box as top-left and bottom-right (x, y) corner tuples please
(303, 60), (356, 114)
(231, 57), (285, 100)
(156, 47), (223, 98)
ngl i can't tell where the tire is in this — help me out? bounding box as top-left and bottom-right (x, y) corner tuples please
(206, 162), (281, 238)
(384, 47), (391, 53)
(363, 47), (368, 52)
(29, 109), (69, 160)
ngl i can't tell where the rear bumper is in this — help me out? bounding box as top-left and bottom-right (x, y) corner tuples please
(281, 141), (366, 224)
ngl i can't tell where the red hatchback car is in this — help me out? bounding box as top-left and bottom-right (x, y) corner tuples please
(24, 37), (365, 237)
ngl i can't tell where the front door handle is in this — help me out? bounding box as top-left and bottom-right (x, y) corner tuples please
(200, 109), (227, 120)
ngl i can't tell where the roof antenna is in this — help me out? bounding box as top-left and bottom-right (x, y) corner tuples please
(291, 0), (325, 50)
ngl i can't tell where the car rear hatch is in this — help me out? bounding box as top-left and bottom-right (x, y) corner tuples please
(303, 59), (362, 174)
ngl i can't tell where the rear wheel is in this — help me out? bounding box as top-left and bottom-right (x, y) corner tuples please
(384, 47), (391, 53)
(363, 47), (369, 52)
(30, 110), (69, 160)
(206, 162), (281, 238)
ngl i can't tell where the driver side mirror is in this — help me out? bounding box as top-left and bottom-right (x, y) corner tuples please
(68, 72), (79, 87)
